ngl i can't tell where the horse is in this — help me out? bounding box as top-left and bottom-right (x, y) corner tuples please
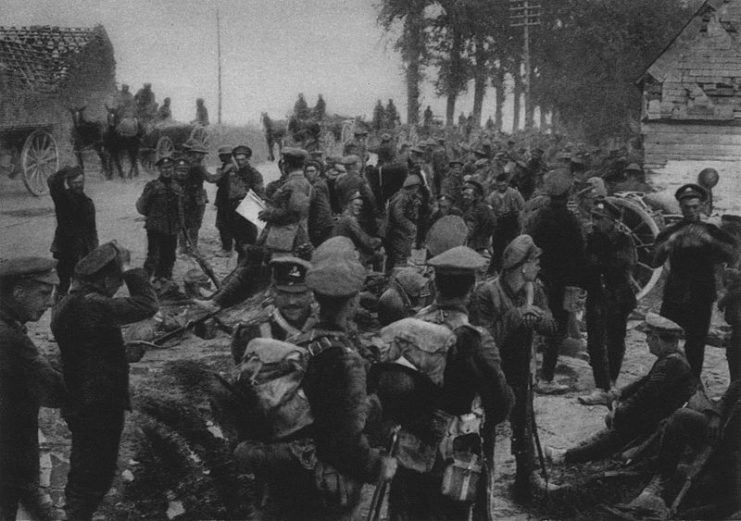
(261, 112), (287, 161)
(103, 105), (142, 179)
(69, 106), (109, 177)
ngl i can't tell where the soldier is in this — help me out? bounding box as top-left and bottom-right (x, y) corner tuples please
(342, 128), (369, 159)
(527, 169), (586, 394)
(156, 97), (172, 122)
(333, 191), (383, 268)
(429, 194), (463, 227)
(305, 160), (334, 247)
(293, 93), (309, 120)
(212, 145), (235, 256)
(372, 99), (385, 131)
(134, 83), (156, 122)
(193, 98), (209, 126)
(376, 133), (396, 166)
(229, 256), (316, 364)
(470, 235), (557, 501)
(423, 105), (434, 128)
(441, 159), (465, 208)
(233, 240), (398, 521)
(334, 155), (378, 235)
(461, 180), (495, 259)
(384, 174), (422, 272)
(51, 243), (157, 521)
(114, 84), (135, 119)
(431, 137), (449, 196)
(258, 148), (313, 256)
(136, 155), (184, 282)
(385, 98), (399, 128)
(0, 258), (66, 521)
(487, 173), (525, 273)
(47, 166), (98, 300)
(179, 141), (211, 253)
(229, 145), (265, 259)
(578, 199), (637, 405)
(654, 183), (736, 377)
(546, 313), (696, 465)
(377, 267), (428, 326)
(381, 246), (513, 521)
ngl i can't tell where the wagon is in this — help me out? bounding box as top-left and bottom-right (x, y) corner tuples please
(0, 123), (59, 196)
(139, 121), (209, 171)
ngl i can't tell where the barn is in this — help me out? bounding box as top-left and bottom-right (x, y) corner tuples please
(0, 24), (116, 170)
(639, 0), (741, 168)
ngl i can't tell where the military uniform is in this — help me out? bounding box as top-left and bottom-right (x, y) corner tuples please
(227, 145), (265, 257)
(377, 268), (428, 326)
(486, 186), (524, 273)
(136, 156), (184, 280)
(179, 142), (211, 251)
(470, 236), (557, 497)
(308, 175), (334, 247)
(0, 258), (65, 521)
(583, 200), (637, 395)
(462, 181), (495, 256)
(47, 167), (98, 297)
(558, 314), (696, 464)
(384, 175), (422, 271)
(51, 244), (157, 521)
(654, 184), (736, 377)
(385, 246), (513, 521)
(213, 145), (235, 252)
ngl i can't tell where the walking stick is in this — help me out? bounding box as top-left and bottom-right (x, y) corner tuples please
(367, 425), (401, 521)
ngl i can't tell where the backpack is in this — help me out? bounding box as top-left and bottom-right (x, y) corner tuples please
(236, 338), (314, 441)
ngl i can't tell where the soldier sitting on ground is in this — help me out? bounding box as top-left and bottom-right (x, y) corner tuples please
(546, 313), (697, 466)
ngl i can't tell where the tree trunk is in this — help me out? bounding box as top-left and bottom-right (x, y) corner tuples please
(471, 34), (487, 128)
(404, 3), (425, 126)
(493, 64), (505, 132)
(512, 60), (522, 133)
(445, 25), (464, 127)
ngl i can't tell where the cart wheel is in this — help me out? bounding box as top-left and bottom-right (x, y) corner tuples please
(189, 125), (210, 147)
(156, 136), (174, 161)
(22, 129), (58, 196)
(607, 196), (662, 300)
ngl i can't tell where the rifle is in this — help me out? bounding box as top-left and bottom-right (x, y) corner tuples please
(366, 425), (400, 521)
(128, 309), (224, 349)
(180, 225), (222, 290)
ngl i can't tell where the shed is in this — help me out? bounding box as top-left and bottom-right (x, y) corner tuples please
(638, 0), (741, 167)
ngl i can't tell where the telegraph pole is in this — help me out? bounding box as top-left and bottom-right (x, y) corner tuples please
(509, 0), (541, 130)
(216, 6), (222, 125)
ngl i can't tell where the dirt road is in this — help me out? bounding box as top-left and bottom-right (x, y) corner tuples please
(1, 165), (732, 520)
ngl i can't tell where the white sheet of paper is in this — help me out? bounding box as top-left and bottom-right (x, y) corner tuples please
(235, 189), (266, 235)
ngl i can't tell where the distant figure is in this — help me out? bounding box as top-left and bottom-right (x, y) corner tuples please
(114, 84), (136, 119)
(386, 98), (398, 128)
(156, 97), (172, 122)
(423, 105), (433, 127)
(458, 112), (466, 128)
(134, 83), (156, 121)
(294, 93), (309, 120)
(193, 98), (209, 126)
(372, 100), (385, 131)
(313, 94), (326, 120)
(485, 116), (495, 131)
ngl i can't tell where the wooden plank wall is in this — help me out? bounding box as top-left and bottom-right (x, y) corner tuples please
(643, 122), (741, 166)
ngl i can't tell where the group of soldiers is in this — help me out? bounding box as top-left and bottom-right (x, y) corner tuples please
(2, 125), (741, 521)
(111, 83), (209, 126)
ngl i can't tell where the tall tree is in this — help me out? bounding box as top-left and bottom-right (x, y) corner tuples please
(378, 0), (430, 125)
(430, 1), (470, 126)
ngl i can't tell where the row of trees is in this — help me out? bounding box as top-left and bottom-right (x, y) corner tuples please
(377, 0), (697, 141)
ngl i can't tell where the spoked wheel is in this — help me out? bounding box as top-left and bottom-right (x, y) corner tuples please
(22, 129), (58, 196)
(156, 135), (174, 161)
(607, 196), (662, 300)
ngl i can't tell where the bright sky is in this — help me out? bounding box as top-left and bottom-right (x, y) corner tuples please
(3, 0), (516, 127)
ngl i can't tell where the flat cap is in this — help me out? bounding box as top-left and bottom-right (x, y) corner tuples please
(392, 268), (428, 297)
(449, 159), (464, 167)
(675, 183), (707, 202)
(332, 164), (346, 174)
(0, 257), (59, 285)
(543, 169), (573, 197)
(410, 146), (425, 155)
(217, 145), (233, 156)
(570, 154), (586, 165)
(644, 312), (684, 338)
(625, 163), (642, 172)
(428, 245), (487, 274)
(381, 133), (392, 142)
(174, 157), (190, 170)
(474, 158), (489, 168)
(426, 215), (469, 257)
(282, 147), (309, 160)
(585, 176), (607, 197)
(60, 165), (83, 179)
(403, 174), (422, 188)
(232, 145), (253, 158)
(155, 155), (174, 167)
(463, 179), (485, 196)
(312, 237), (359, 264)
(501, 234), (542, 271)
(353, 128), (369, 136)
(270, 256), (312, 292)
(473, 149), (488, 158)
(306, 244), (365, 297)
(74, 242), (122, 278)
(591, 199), (621, 220)
(341, 154), (361, 165)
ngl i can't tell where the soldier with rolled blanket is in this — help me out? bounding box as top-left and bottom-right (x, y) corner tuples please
(578, 199), (637, 406)
(233, 239), (398, 521)
(653, 183), (736, 378)
(546, 313), (696, 466)
(470, 235), (558, 501)
(51, 242), (157, 521)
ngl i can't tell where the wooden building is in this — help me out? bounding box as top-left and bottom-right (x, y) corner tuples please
(0, 25), (116, 160)
(639, 0), (741, 167)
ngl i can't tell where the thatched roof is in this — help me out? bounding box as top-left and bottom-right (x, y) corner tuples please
(0, 25), (108, 93)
